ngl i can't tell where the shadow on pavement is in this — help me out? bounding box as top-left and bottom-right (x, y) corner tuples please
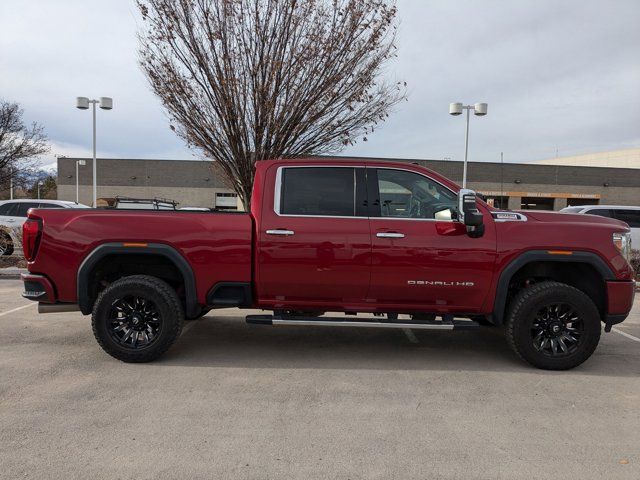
(158, 315), (640, 376)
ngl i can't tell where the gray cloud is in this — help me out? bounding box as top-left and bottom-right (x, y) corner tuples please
(1, 0), (638, 168)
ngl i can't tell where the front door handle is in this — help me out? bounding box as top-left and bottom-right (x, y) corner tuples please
(266, 229), (295, 236)
(376, 232), (405, 238)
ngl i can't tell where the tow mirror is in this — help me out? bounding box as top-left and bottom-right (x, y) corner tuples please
(458, 189), (484, 237)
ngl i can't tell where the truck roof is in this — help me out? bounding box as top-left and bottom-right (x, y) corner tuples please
(255, 157), (461, 192)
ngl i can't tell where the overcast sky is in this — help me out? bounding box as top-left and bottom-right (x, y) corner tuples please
(1, 0), (639, 170)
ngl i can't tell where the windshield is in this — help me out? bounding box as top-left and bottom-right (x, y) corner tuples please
(560, 207), (583, 214)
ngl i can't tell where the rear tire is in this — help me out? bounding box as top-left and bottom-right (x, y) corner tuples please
(92, 275), (183, 363)
(505, 281), (601, 370)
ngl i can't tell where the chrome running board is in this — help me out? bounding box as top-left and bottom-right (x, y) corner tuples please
(246, 314), (479, 330)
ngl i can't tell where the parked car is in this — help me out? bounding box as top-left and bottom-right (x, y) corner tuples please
(20, 159), (635, 370)
(0, 199), (90, 255)
(560, 205), (639, 248)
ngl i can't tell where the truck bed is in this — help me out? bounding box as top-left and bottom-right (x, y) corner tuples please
(27, 209), (253, 305)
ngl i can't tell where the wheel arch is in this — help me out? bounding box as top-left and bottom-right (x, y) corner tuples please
(492, 250), (615, 325)
(77, 243), (198, 318)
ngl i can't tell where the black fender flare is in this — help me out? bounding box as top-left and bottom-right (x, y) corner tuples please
(492, 250), (615, 324)
(77, 242), (199, 317)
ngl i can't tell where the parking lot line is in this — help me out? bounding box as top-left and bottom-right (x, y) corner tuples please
(612, 327), (640, 343)
(402, 328), (419, 344)
(180, 318), (201, 336)
(0, 303), (35, 318)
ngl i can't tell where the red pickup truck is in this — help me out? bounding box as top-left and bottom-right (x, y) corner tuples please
(21, 158), (635, 369)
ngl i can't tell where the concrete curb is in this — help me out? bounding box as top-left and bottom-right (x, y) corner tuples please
(0, 268), (27, 280)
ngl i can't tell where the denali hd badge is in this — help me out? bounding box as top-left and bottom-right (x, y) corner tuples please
(407, 280), (475, 287)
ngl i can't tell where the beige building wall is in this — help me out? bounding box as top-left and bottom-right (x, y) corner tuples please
(533, 148), (640, 169)
(469, 181), (640, 209)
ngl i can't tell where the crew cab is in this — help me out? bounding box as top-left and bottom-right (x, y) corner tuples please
(21, 159), (636, 369)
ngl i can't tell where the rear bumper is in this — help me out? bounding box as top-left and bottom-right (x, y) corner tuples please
(605, 280), (635, 328)
(21, 273), (56, 303)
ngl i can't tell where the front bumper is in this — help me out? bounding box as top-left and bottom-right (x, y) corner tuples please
(605, 280), (636, 330)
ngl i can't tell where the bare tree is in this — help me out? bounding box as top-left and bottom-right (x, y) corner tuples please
(0, 100), (49, 190)
(138, 0), (406, 207)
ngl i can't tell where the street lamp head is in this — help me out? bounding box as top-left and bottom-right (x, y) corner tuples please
(449, 102), (463, 116)
(99, 97), (113, 110)
(76, 97), (90, 110)
(474, 102), (488, 116)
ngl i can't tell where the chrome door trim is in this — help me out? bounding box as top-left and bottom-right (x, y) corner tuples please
(376, 232), (405, 238)
(266, 229), (295, 236)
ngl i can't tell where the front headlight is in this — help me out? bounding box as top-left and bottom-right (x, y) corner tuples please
(613, 232), (632, 262)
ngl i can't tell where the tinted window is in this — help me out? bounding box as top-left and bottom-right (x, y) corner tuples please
(585, 209), (612, 218)
(16, 202), (40, 217)
(0, 202), (18, 216)
(280, 168), (355, 216)
(376, 169), (457, 220)
(613, 209), (640, 228)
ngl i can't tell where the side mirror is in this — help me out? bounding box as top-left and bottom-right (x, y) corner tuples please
(458, 189), (484, 237)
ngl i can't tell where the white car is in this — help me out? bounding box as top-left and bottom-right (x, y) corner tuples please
(560, 205), (640, 249)
(0, 199), (90, 255)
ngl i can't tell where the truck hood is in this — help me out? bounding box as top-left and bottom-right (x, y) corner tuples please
(517, 210), (630, 231)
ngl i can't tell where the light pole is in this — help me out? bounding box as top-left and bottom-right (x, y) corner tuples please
(37, 181), (43, 200)
(449, 102), (487, 188)
(76, 97), (113, 206)
(75, 159), (86, 203)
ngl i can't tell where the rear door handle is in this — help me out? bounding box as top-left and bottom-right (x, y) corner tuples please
(376, 232), (405, 238)
(266, 229), (295, 236)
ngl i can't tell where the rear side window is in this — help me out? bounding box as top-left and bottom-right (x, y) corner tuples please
(16, 202), (40, 217)
(613, 209), (640, 228)
(585, 209), (612, 218)
(279, 167), (356, 216)
(0, 202), (18, 216)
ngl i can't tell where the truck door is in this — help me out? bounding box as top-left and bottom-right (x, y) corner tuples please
(257, 165), (371, 308)
(366, 167), (497, 313)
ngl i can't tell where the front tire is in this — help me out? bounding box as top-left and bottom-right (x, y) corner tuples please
(505, 281), (601, 370)
(92, 275), (183, 363)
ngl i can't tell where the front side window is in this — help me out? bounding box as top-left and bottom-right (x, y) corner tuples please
(613, 209), (640, 228)
(376, 169), (457, 220)
(279, 167), (356, 217)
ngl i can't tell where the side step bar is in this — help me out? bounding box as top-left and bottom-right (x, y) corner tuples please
(246, 314), (479, 330)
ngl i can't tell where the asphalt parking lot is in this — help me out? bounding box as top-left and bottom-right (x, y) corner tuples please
(1, 279), (639, 479)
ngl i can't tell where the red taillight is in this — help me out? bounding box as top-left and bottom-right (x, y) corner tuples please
(22, 218), (42, 262)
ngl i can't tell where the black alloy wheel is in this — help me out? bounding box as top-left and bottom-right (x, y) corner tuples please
(107, 295), (162, 349)
(531, 303), (584, 357)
